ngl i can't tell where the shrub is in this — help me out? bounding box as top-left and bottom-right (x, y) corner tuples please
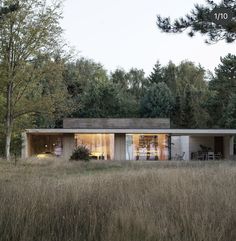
(70, 145), (91, 161)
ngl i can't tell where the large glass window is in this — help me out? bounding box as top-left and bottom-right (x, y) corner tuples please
(75, 134), (114, 160)
(126, 134), (169, 160)
(30, 135), (63, 157)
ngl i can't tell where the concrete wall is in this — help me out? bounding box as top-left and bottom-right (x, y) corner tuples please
(21, 132), (28, 159)
(63, 134), (75, 160)
(114, 133), (126, 161)
(63, 118), (170, 129)
(223, 136), (234, 159)
(171, 136), (189, 160)
(229, 136), (235, 156)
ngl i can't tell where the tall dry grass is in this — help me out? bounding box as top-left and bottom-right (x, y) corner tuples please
(0, 160), (236, 241)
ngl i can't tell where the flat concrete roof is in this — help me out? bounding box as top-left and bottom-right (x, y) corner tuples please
(25, 129), (236, 136)
(63, 118), (170, 129)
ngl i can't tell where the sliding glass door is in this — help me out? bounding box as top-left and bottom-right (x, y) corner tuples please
(126, 134), (169, 160)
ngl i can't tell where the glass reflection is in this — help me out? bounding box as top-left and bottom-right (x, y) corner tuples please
(75, 134), (114, 160)
(126, 134), (169, 160)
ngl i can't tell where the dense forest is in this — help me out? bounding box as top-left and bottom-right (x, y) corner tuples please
(21, 54), (236, 129)
(0, 0), (235, 158)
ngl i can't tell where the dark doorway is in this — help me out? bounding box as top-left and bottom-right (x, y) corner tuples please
(214, 136), (224, 158)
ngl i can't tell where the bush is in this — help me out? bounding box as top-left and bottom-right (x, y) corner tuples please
(70, 145), (91, 161)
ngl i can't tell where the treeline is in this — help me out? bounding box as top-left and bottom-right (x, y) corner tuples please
(37, 54), (236, 129)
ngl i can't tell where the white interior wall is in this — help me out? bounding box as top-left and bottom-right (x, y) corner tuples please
(171, 136), (189, 160)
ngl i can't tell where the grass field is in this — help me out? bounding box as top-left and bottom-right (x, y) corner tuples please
(0, 159), (236, 241)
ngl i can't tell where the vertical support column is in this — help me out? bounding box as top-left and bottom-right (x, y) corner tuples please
(21, 132), (28, 159)
(63, 134), (75, 160)
(229, 136), (234, 158)
(114, 133), (126, 161)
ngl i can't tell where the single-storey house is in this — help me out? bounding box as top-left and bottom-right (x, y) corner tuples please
(21, 118), (236, 161)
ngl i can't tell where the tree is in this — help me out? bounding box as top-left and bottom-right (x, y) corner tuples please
(78, 79), (138, 118)
(32, 54), (73, 128)
(0, 0), (66, 160)
(209, 54), (236, 104)
(179, 85), (197, 128)
(157, 0), (236, 43)
(148, 61), (163, 85)
(126, 68), (147, 99)
(0, 1), (19, 17)
(64, 58), (111, 118)
(111, 68), (128, 89)
(111, 68), (145, 116)
(172, 94), (182, 127)
(224, 94), (236, 128)
(175, 61), (207, 93)
(208, 54), (236, 127)
(162, 61), (177, 95)
(140, 82), (174, 118)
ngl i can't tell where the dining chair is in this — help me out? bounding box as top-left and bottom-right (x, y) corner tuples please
(207, 152), (214, 160)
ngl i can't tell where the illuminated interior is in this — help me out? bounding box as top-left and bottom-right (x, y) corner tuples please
(75, 134), (114, 160)
(126, 134), (169, 160)
(29, 135), (63, 157)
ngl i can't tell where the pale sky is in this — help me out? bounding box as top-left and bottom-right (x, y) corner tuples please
(61, 0), (235, 75)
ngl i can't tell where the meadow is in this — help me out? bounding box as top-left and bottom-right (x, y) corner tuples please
(0, 159), (236, 241)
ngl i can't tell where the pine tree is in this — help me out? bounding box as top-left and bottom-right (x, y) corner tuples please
(208, 54), (236, 127)
(157, 1), (236, 43)
(162, 61), (177, 95)
(180, 86), (197, 128)
(172, 95), (181, 127)
(224, 94), (236, 128)
(148, 61), (163, 85)
(140, 82), (174, 118)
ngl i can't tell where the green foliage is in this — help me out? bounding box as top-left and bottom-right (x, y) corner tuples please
(208, 54), (236, 127)
(70, 145), (91, 161)
(180, 85), (197, 128)
(126, 68), (147, 99)
(148, 61), (163, 85)
(111, 68), (129, 89)
(157, 1), (236, 43)
(10, 134), (22, 157)
(64, 61), (142, 118)
(224, 94), (236, 128)
(175, 61), (207, 93)
(78, 79), (138, 118)
(140, 82), (174, 118)
(172, 95), (182, 127)
(0, 0), (69, 158)
(162, 61), (177, 95)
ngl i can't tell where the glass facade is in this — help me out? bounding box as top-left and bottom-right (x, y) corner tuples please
(30, 135), (63, 157)
(126, 134), (169, 160)
(75, 134), (114, 160)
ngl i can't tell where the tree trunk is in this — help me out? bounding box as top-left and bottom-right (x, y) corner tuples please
(5, 83), (13, 161)
(5, 126), (12, 161)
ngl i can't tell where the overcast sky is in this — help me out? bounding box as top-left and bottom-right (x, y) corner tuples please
(61, 0), (235, 75)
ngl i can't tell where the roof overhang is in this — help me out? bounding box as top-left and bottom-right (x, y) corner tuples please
(25, 129), (236, 136)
